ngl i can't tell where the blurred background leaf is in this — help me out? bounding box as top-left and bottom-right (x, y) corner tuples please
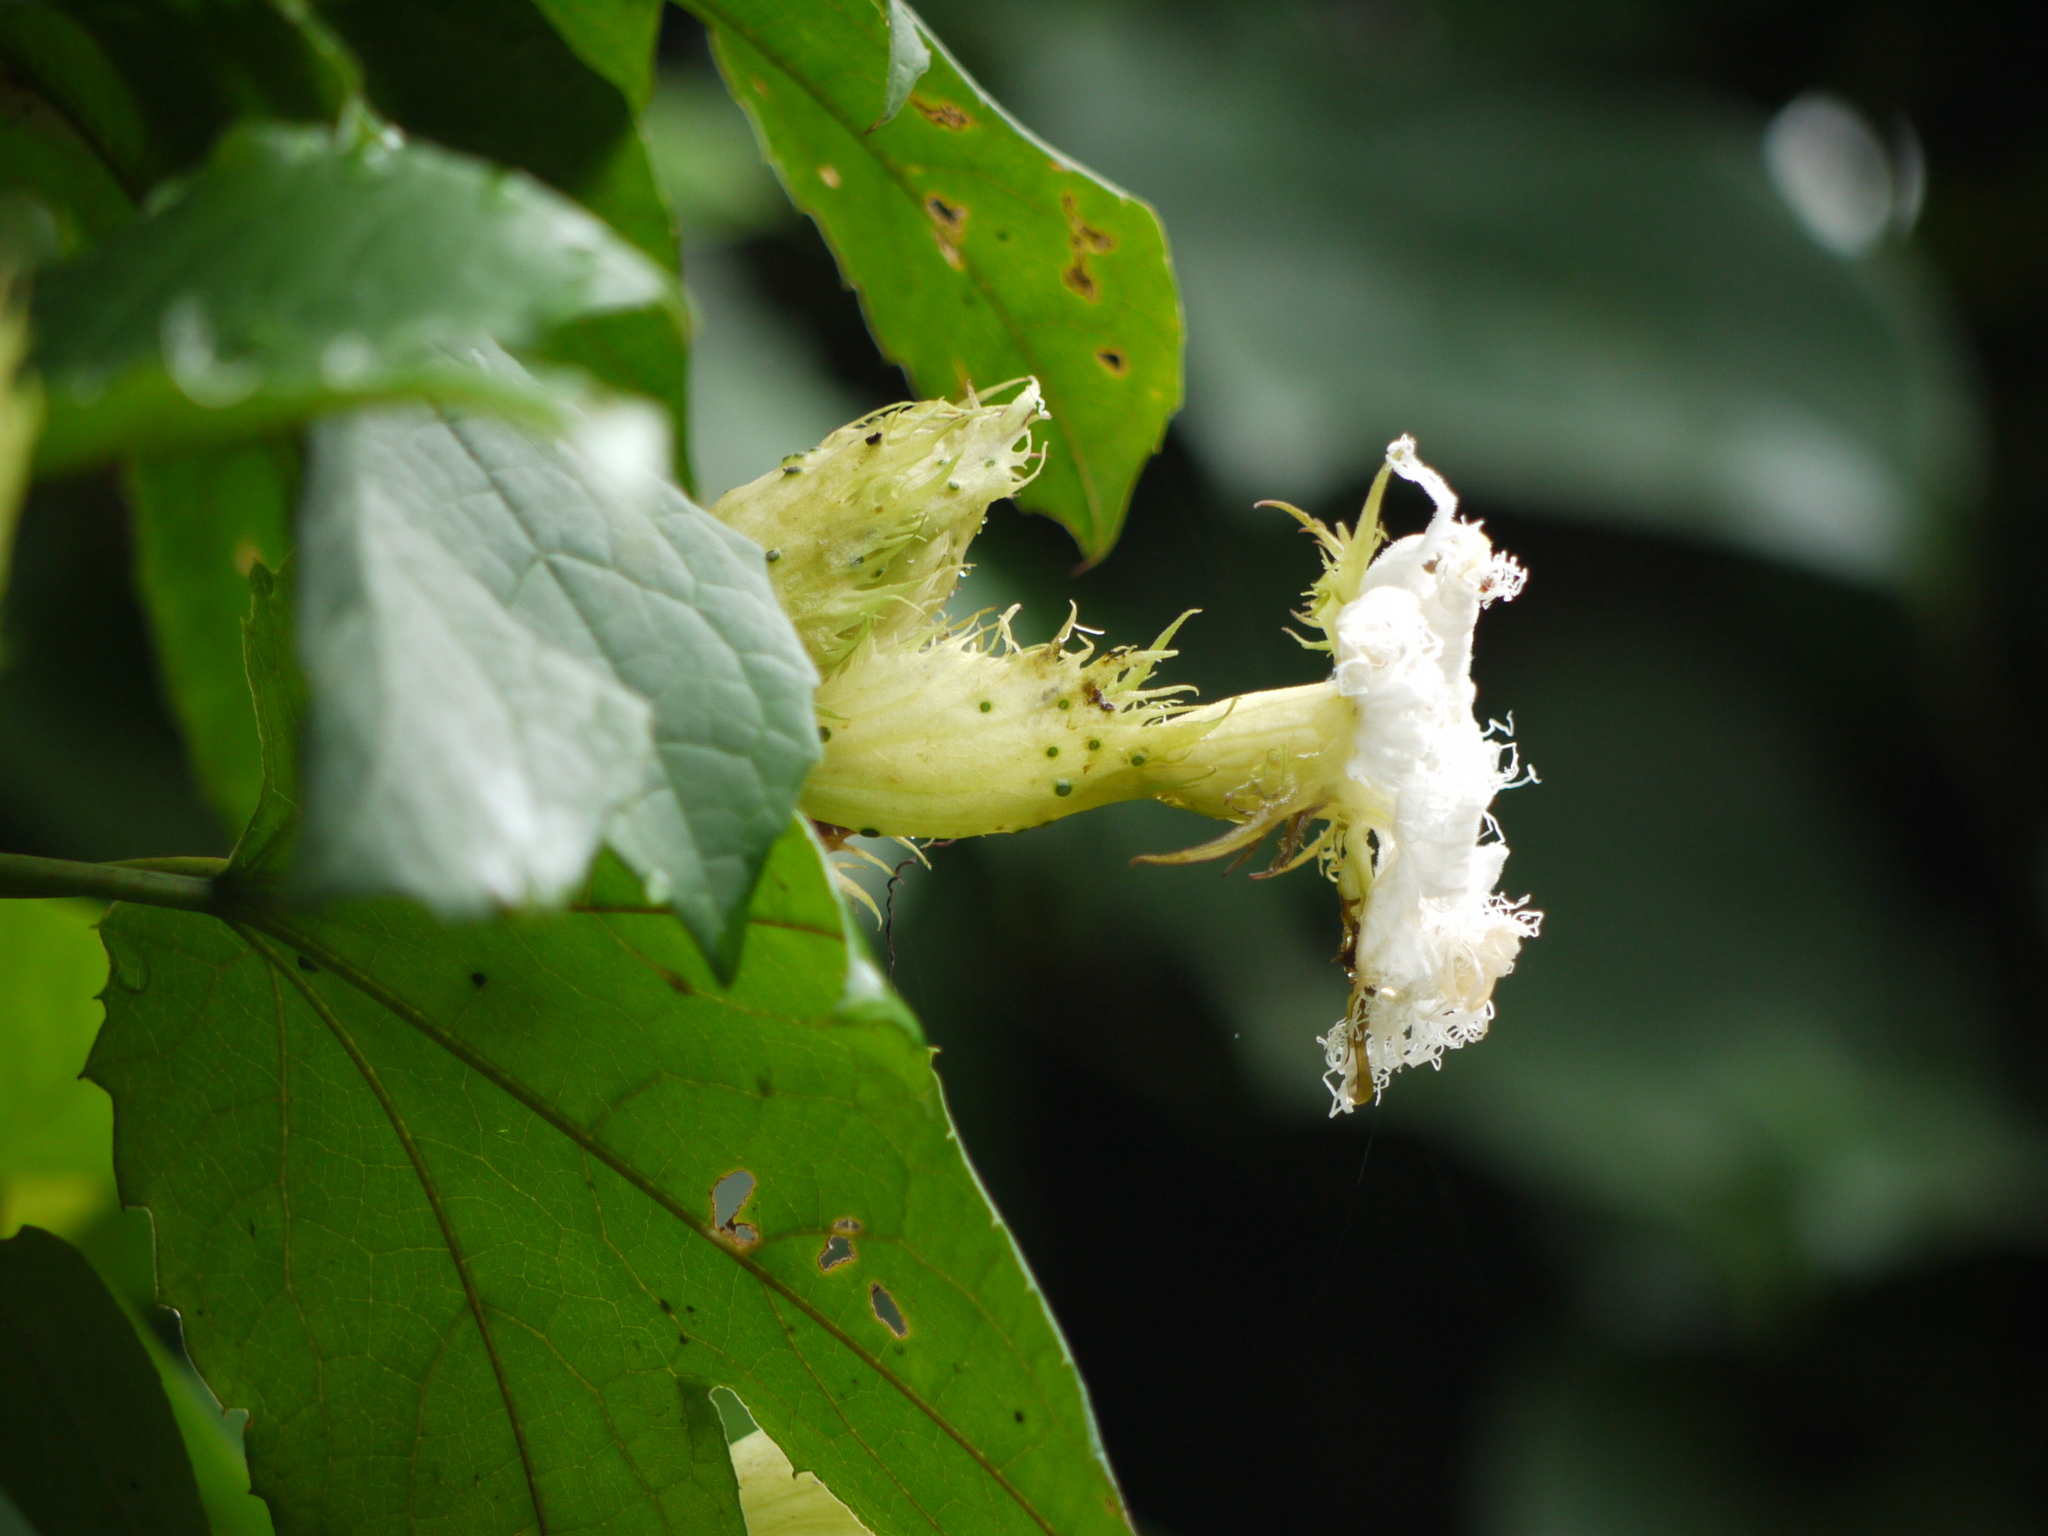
(960, 2), (1983, 588)
(125, 443), (295, 836)
(317, 0), (693, 475)
(29, 122), (675, 475)
(0, 899), (114, 1240)
(0, 901), (273, 1536)
(0, 1224), (209, 1536)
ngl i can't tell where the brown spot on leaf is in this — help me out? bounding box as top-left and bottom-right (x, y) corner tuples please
(1068, 206), (1116, 255)
(926, 192), (968, 269)
(1096, 348), (1129, 376)
(912, 97), (974, 130)
(1061, 193), (1116, 304)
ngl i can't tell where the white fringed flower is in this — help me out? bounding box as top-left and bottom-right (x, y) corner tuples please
(706, 393), (1535, 1110)
(1316, 437), (1539, 1110)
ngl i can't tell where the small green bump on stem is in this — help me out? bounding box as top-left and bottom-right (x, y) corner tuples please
(1053, 780), (1073, 797)
(978, 700), (992, 712)
(1130, 753), (1147, 767)
(1087, 739), (1102, 751)
(820, 726), (833, 742)
(1057, 698), (1071, 710)
(859, 828), (880, 838)
(766, 548), (782, 563)
(1045, 746), (1058, 758)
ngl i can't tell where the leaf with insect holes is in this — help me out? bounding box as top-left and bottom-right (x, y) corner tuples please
(88, 820), (1137, 1536)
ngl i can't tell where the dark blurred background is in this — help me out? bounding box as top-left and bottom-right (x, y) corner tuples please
(6, 0), (2046, 1531)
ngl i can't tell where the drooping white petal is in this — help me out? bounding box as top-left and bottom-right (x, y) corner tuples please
(1322, 437), (1539, 1110)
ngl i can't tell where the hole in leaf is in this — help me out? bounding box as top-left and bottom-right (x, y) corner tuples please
(869, 1283), (909, 1338)
(818, 1235), (856, 1271)
(713, 1170), (755, 1226)
(728, 1415), (875, 1534)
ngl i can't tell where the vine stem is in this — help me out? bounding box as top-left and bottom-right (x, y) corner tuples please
(0, 851), (221, 912)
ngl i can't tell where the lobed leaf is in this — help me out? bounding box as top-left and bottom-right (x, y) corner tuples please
(294, 346), (816, 972)
(29, 121), (676, 475)
(89, 824), (1134, 1536)
(693, 0), (1182, 562)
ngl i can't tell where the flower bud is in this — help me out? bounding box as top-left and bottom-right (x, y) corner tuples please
(712, 382), (1046, 671)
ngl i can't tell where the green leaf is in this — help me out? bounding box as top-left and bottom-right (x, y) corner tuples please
(529, 0), (664, 112)
(0, 286), (36, 617)
(0, 899), (113, 1238)
(0, 897), (276, 1536)
(697, 2), (1182, 562)
(319, 0), (692, 480)
(642, 67), (793, 242)
(878, 0), (932, 130)
(320, 0), (669, 256)
(29, 121), (676, 475)
(0, 82), (135, 250)
(127, 443), (296, 836)
(0, 5), (148, 195)
(0, 0), (347, 194)
(0, 1225), (209, 1536)
(229, 560), (306, 881)
(88, 824), (1133, 1536)
(294, 347), (817, 972)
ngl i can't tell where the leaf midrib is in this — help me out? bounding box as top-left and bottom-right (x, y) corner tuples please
(237, 923), (554, 1536)
(240, 905), (1067, 1536)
